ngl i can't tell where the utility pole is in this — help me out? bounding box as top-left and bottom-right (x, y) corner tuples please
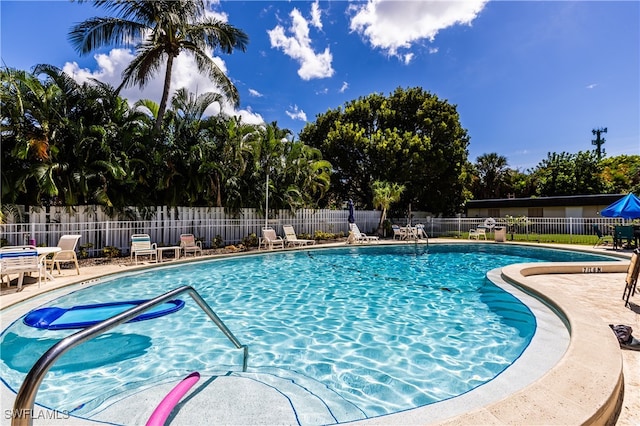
(592, 127), (607, 160)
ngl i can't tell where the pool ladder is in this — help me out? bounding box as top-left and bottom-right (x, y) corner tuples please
(11, 285), (248, 426)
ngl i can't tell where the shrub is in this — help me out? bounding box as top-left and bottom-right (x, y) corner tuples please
(211, 235), (224, 249)
(242, 233), (259, 248)
(102, 246), (121, 258)
(79, 243), (93, 259)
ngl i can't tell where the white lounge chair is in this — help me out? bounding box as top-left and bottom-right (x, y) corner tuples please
(415, 223), (428, 239)
(469, 227), (487, 240)
(349, 223), (379, 243)
(0, 245), (43, 291)
(260, 227), (285, 250)
(391, 225), (403, 240)
(180, 233), (202, 257)
(46, 234), (81, 275)
(283, 225), (315, 247)
(130, 234), (158, 264)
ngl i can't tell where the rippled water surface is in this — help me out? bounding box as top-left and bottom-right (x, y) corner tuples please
(0, 244), (614, 417)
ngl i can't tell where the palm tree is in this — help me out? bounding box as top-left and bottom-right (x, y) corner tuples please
(372, 180), (405, 234)
(162, 87), (224, 206)
(474, 153), (510, 199)
(69, 0), (249, 134)
(247, 122), (292, 213)
(283, 141), (331, 208)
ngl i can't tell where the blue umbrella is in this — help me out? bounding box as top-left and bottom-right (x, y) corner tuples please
(347, 199), (355, 224)
(600, 193), (640, 219)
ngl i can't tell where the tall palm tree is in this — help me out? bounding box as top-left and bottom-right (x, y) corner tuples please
(69, 0), (249, 134)
(474, 152), (510, 199)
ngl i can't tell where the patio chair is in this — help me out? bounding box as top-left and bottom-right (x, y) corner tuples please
(130, 234), (158, 264)
(260, 227), (285, 250)
(593, 224), (613, 248)
(614, 225), (636, 250)
(391, 225), (403, 240)
(180, 234), (202, 257)
(282, 225), (315, 247)
(623, 248), (640, 307)
(0, 245), (43, 291)
(469, 227), (487, 240)
(415, 223), (428, 239)
(46, 234), (81, 275)
(349, 223), (379, 243)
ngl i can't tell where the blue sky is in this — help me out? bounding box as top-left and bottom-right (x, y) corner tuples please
(1, 0), (638, 170)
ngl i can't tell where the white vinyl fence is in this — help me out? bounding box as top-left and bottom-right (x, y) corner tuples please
(1, 206), (381, 256)
(1, 205), (636, 256)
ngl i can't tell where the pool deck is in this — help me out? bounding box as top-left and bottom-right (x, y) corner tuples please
(1, 240), (639, 425)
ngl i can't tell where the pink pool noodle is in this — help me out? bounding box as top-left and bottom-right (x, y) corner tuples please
(146, 372), (200, 426)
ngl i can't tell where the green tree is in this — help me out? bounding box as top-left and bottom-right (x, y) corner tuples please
(472, 153), (510, 199)
(69, 0), (249, 134)
(372, 180), (405, 234)
(531, 151), (603, 196)
(160, 87), (223, 206)
(299, 87), (469, 215)
(600, 155), (640, 194)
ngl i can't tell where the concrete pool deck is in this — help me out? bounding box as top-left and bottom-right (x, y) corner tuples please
(1, 240), (639, 425)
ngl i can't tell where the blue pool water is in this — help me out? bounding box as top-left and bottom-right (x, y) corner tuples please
(0, 244), (615, 420)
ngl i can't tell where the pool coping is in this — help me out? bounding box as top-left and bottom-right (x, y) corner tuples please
(0, 240), (633, 425)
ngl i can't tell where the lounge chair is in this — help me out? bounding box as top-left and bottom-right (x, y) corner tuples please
(593, 224), (614, 248)
(260, 227), (285, 250)
(0, 245), (43, 291)
(46, 234), (81, 275)
(130, 234), (158, 264)
(282, 225), (315, 247)
(391, 225), (403, 240)
(623, 248), (640, 307)
(469, 227), (487, 240)
(349, 223), (379, 243)
(415, 223), (428, 239)
(180, 234), (202, 257)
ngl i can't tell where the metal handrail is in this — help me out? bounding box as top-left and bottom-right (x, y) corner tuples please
(11, 285), (248, 426)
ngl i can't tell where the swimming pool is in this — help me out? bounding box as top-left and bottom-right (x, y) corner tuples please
(0, 244), (617, 424)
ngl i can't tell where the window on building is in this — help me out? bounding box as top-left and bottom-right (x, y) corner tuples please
(488, 208), (500, 218)
(528, 207), (543, 217)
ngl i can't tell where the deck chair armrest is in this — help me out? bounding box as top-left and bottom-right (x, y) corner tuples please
(48, 249), (77, 262)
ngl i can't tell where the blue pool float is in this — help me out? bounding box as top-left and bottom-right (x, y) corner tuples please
(24, 299), (185, 330)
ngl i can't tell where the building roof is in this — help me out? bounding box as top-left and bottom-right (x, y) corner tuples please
(465, 194), (626, 209)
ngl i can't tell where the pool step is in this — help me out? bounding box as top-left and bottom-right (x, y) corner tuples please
(86, 368), (366, 425)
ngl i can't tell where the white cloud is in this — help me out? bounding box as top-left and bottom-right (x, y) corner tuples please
(586, 83), (598, 89)
(348, 0), (488, 59)
(267, 6), (334, 80)
(310, 0), (323, 30)
(339, 81), (349, 93)
(249, 89), (264, 97)
(62, 48), (263, 126)
(286, 105), (307, 121)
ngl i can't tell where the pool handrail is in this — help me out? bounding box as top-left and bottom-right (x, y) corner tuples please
(11, 285), (248, 426)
